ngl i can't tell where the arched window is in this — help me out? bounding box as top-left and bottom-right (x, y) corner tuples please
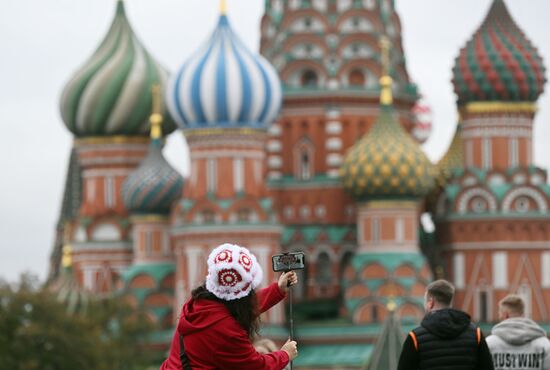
(295, 138), (314, 180)
(237, 208), (250, 222)
(349, 69), (365, 86)
(300, 151), (311, 179)
(479, 291), (488, 322)
(301, 70), (318, 87)
(202, 210), (215, 223)
(316, 252), (331, 283)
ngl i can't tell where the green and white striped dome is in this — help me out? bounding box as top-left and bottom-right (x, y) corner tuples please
(60, 1), (176, 137)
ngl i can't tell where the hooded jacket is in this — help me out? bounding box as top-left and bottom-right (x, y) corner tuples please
(398, 308), (494, 370)
(160, 283), (289, 370)
(486, 317), (550, 370)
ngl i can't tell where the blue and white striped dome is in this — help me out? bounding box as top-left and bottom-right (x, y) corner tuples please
(166, 15), (282, 131)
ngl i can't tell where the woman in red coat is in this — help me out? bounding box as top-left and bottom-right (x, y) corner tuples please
(160, 243), (298, 370)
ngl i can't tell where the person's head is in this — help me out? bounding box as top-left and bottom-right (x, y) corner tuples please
(498, 294), (525, 320)
(193, 243), (264, 340)
(254, 338), (278, 354)
(424, 279), (455, 312)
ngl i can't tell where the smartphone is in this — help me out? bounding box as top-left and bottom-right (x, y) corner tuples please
(272, 252), (305, 272)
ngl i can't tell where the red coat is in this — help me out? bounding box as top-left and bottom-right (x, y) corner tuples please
(160, 283), (289, 370)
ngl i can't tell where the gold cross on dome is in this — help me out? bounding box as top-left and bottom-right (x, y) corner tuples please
(150, 84), (163, 139)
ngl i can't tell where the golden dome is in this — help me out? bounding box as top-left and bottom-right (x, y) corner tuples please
(341, 105), (435, 199)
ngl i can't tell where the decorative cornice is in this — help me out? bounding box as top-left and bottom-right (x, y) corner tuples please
(171, 223), (283, 236)
(74, 136), (150, 147)
(129, 215), (170, 223)
(465, 102), (537, 114)
(361, 200), (418, 209)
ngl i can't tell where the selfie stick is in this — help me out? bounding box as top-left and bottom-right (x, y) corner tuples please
(287, 273), (294, 370)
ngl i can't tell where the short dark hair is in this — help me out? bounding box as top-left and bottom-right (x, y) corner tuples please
(426, 279), (455, 307)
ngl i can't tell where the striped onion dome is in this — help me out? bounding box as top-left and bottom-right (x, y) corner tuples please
(60, 1), (176, 137)
(341, 105), (435, 199)
(452, 0), (546, 105)
(122, 139), (184, 215)
(166, 14), (282, 131)
(50, 245), (91, 315)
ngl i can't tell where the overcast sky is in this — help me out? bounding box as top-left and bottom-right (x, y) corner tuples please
(0, 0), (549, 282)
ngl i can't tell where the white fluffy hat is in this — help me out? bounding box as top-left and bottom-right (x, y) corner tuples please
(206, 243), (263, 301)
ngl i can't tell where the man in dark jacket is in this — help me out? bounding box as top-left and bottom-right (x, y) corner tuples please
(397, 279), (494, 370)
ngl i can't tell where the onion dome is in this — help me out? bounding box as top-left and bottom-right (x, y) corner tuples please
(166, 11), (282, 131)
(436, 123), (464, 186)
(452, 0), (546, 105)
(60, 1), (176, 137)
(122, 87), (184, 215)
(50, 245), (91, 315)
(341, 104), (435, 198)
(342, 37), (434, 199)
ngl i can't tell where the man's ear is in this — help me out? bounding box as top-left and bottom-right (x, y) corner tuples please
(430, 297), (434, 309)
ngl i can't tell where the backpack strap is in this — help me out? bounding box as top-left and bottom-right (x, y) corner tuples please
(179, 334), (192, 370)
(476, 327), (481, 345)
(408, 331), (419, 351)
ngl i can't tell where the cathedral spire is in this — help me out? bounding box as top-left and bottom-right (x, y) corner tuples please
(150, 84), (163, 140)
(379, 35), (393, 106)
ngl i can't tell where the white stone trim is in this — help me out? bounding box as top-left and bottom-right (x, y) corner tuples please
(233, 158), (244, 193)
(327, 169), (340, 178)
(83, 169), (133, 178)
(206, 159), (217, 193)
(453, 253), (465, 289)
(326, 153), (343, 167)
(509, 138), (519, 167)
(542, 252), (550, 288)
(462, 127), (532, 139)
(443, 241), (550, 251)
(492, 252), (508, 289)
(190, 151), (264, 160)
(501, 187), (548, 213)
(268, 171), (282, 179)
(457, 188), (498, 214)
(268, 124), (282, 137)
(325, 121), (342, 134)
(482, 138), (492, 169)
(326, 137), (342, 150)
(466, 140), (474, 167)
(267, 140), (282, 153)
(268, 155), (282, 169)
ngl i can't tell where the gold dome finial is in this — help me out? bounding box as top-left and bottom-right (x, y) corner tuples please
(150, 84), (163, 140)
(379, 35), (393, 106)
(387, 298), (397, 312)
(62, 244), (73, 268)
(220, 0), (227, 15)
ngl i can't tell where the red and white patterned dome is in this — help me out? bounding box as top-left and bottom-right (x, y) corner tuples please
(206, 243), (263, 301)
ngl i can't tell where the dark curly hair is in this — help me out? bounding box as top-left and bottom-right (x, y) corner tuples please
(192, 284), (260, 340)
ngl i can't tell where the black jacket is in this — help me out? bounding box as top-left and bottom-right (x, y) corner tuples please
(398, 309), (494, 370)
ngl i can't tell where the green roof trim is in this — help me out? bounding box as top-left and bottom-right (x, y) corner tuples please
(490, 184), (513, 200)
(345, 296), (424, 314)
(217, 199), (233, 210)
(149, 306), (171, 321)
(282, 225), (355, 245)
(293, 344), (373, 368)
(268, 174), (342, 189)
(121, 263), (175, 286)
(351, 252), (426, 272)
(259, 198), (274, 211)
